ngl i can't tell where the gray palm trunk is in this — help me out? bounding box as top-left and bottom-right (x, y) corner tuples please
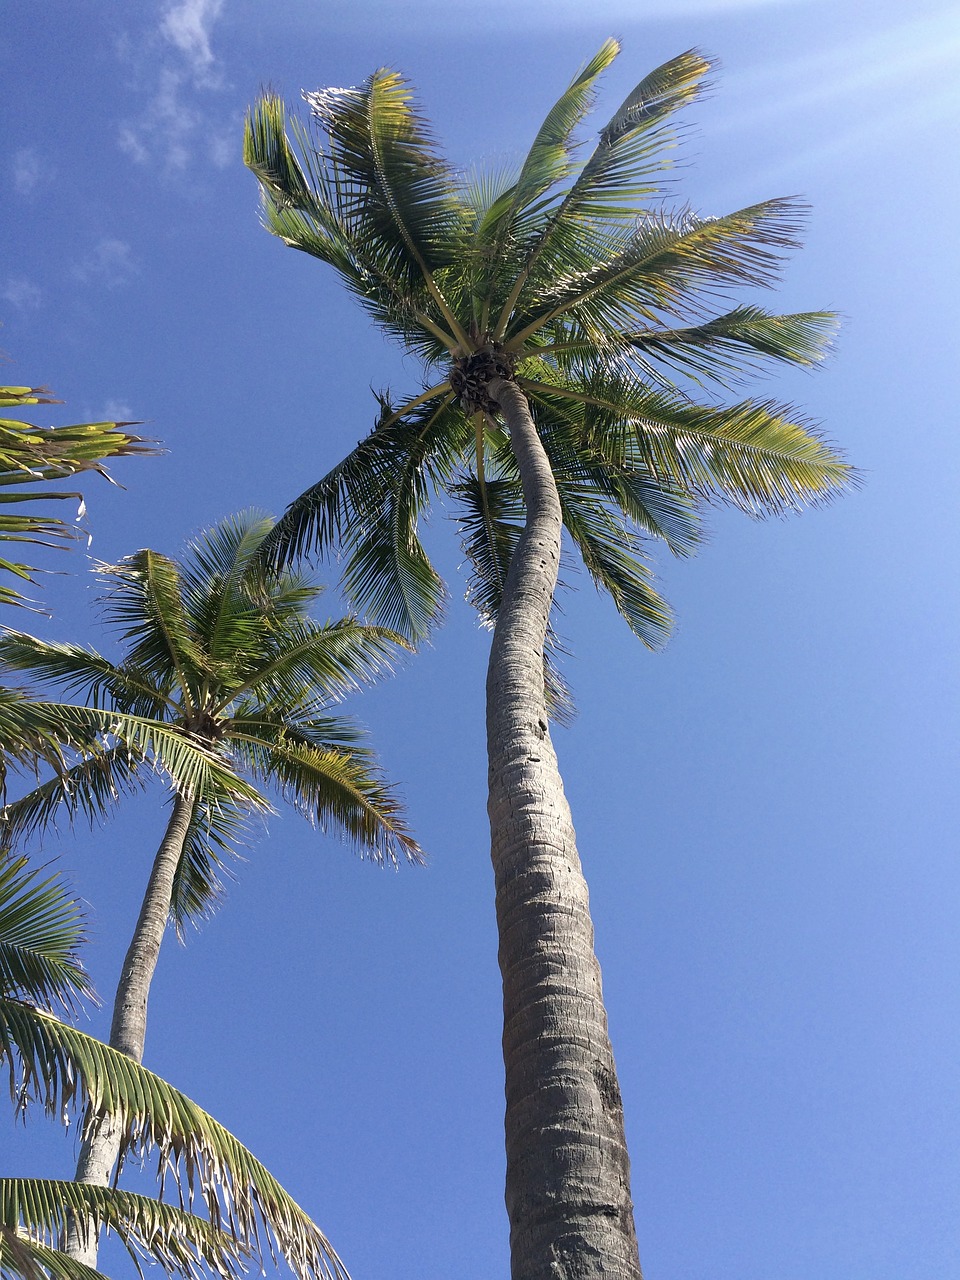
(64, 790), (196, 1267)
(486, 378), (641, 1280)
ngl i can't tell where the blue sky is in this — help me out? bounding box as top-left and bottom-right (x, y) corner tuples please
(4, 1), (960, 1277)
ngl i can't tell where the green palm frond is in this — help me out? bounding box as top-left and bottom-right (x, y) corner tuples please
(1, 1224), (109, 1280)
(224, 618), (407, 715)
(0, 688), (69, 797)
(518, 369), (849, 514)
(492, 49), (711, 338)
(97, 550), (203, 707)
(263, 393), (469, 640)
(303, 69), (467, 340)
(0, 1181), (250, 1280)
(0, 633), (170, 718)
(228, 726), (421, 866)
(0, 387), (155, 611)
(550, 49), (711, 223)
(509, 198), (809, 347)
(19, 704), (267, 812)
(0, 858), (94, 1015)
(0, 999), (349, 1280)
(179, 511), (314, 665)
(624, 306), (838, 383)
(0, 744), (148, 853)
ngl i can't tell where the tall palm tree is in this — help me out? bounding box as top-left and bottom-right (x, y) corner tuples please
(0, 510), (420, 1268)
(243, 44), (851, 1278)
(0, 854), (350, 1280)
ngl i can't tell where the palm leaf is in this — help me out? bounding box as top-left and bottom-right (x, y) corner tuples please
(508, 198), (809, 348)
(5, 704), (267, 812)
(0, 633), (171, 718)
(1, 1225), (109, 1280)
(518, 369), (851, 514)
(0, 1181), (250, 1280)
(303, 70), (466, 340)
(97, 551), (204, 709)
(625, 306), (838, 384)
(0, 858), (94, 1015)
(262, 393), (469, 641)
(0, 390), (156, 611)
(0, 1000), (349, 1280)
(227, 727), (422, 867)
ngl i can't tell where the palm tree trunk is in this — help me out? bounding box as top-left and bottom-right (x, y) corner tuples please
(64, 790), (195, 1267)
(486, 377), (642, 1280)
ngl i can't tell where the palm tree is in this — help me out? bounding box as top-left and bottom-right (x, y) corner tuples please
(0, 854), (350, 1280)
(0, 510), (420, 1268)
(243, 44), (851, 1278)
(0, 383), (153, 611)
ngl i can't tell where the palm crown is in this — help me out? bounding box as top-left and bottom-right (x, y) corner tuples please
(1, 511), (421, 930)
(244, 41), (849, 677)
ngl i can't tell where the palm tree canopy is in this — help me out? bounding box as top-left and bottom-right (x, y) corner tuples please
(244, 42), (850, 666)
(0, 511), (421, 932)
(0, 855), (350, 1280)
(0, 384), (155, 612)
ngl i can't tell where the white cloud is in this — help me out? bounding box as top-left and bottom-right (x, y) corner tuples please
(12, 148), (54, 197)
(115, 0), (232, 176)
(71, 239), (140, 289)
(160, 0), (225, 84)
(2, 276), (42, 310)
(101, 399), (135, 422)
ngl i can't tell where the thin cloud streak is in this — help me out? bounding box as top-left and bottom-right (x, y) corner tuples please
(71, 239), (140, 289)
(116, 0), (233, 176)
(2, 277), (42, 310)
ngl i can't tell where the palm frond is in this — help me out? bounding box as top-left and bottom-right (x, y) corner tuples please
(96, 551), (203, 708)
(0, 1000), (349, 1280)
(475, 40), (620, 330)
(262, 393), (470, 641)
(0, 1181), (250, 1280)
(303, 69), (467, 340)
(0, 391), (156, 611)
(0, 858), (94, 1015)
(0, 633), (170, 718)
(625, 306), (838, 384)
(9, 705), (267, 813)
(223, 618), (407, 715)
(508, 198), (809, 347)
(1, 1224), (109, 1280)
(519, 370), (851, 514)
(494, 50), (711, 338)
(227, 729), (422, 867)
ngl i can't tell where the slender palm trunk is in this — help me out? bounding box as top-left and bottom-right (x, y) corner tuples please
(486, 377), (641, 1280)
(64, 790), (195, 1267)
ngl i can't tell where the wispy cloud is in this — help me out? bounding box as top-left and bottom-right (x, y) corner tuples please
(101, 399), (136, 422)
(71, 239), (140, 289)
(160, 0), (224, 83)
(117, 0), (233, 175)
(12, 148), (55, 197)
(2, 276), (42, 310)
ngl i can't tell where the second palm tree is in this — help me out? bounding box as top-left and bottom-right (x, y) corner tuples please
(1, 510), (420, 1268)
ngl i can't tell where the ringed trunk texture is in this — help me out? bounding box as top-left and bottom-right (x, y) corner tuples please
(486, 377), (642, 1280)
(64, 790), (195, 1267)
